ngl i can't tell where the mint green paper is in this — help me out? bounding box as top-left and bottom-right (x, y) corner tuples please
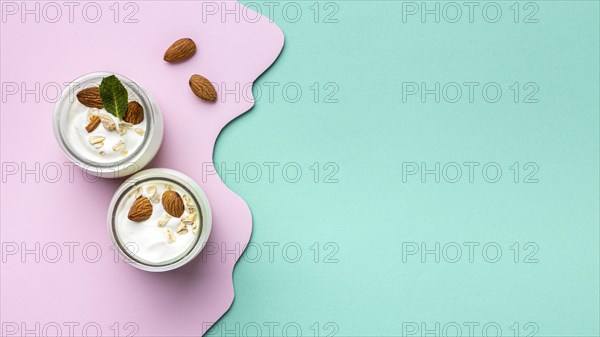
(214, 2), (600, 336)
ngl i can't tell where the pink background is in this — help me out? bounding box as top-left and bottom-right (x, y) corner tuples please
(0, 1), (283, 335)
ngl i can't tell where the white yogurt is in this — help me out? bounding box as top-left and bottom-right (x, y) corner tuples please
(65, 106), (146, 164)
(115, 180), (200, 264)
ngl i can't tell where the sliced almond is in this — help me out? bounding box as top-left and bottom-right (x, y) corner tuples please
(93, 142), (104, 149)
(157, 213), (171, 227)
(99, 113), (117, 131)
(146, 185), (160, 203)
(182, 194), (197, 213)
(99, 150), (105, 156)
(192, 222), (199, 234)
(112, 140), (124, 152)
(118, 121), (133, 136)
(181, 212), (197, 225)
(176, 222), (188, 234)
(87, 108), (99, 121)
(121, 150), (128, 156)
(134, 187), (143, 199)
(134, 128), (145, 136)
(163, 228), (176, 244)
(89, 135), (105, 145)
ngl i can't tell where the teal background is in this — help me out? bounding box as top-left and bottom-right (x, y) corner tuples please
(213, 1), (599, 336)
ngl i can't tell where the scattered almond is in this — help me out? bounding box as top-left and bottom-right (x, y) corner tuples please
(99, 150), (105, 156)
(128, 196), (153, 222)
(162, 190), (184, 217)
(192, 222), (199, 234)
(77, 87), (103, 108)
(134, 128), (145, 136)
(163, 38), (196, 63)
(189, 74), (217, 102)
(124, 101), (144, 124)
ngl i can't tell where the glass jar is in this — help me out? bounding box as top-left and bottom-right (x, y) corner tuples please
(53, 72), (164, 178)
(107, 168), (212, 272)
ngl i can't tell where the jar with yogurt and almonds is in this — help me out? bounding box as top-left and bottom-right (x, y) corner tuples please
(53, 72), (163, 178)
(108, 169), (212, 272)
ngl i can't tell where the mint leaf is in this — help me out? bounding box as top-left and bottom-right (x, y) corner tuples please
(99, 75), (128, 119)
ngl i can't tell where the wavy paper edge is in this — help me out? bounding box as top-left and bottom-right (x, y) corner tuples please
(203, 6), (285, 335)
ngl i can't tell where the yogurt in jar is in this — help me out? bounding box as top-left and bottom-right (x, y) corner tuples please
(115, 181), (200, 264)
(53, 72), (163, 178)
(108, 169), (212, 272)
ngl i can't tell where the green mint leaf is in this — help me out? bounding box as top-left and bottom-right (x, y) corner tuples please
(99, 75), (128, 119)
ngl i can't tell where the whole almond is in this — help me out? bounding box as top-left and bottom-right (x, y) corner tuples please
(123, 101), (144, 124)
(162, 190), (185, 217)
(189, 74), (217, 102)
(77, 87), (103, 108)
(164, 38), (196, 63)
(85, 115), (101, 133)
(128, 196), (153, 222)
